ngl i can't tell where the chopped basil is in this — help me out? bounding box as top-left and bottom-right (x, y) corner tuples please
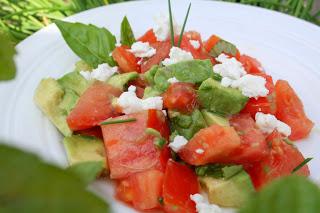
(292, 157), (313, 174)
(100, 118), (136, 125)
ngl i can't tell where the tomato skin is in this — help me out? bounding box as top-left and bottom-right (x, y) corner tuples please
(163, 160), (199, 213)
(179, 125), (241, 166)
(275, 80), (314, 141)
(112, 46), (140, 73)
(163, 82), (198, 114)
(148, 109), (170, 140)
(138, 29), (158, 43)
(241, 73), (277, 117)
(67, 82), (122, 131)
(239, 55), (264, 74)
(141, 41), (171, 73)
(204, 35), (220, 52)
(245, 131), (310, 189)
(229, 113), (269, 164)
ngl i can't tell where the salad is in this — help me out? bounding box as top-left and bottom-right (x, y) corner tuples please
(34, 2), (314, 213)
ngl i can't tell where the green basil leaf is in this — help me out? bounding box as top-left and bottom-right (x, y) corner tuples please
(55, 20), (116, 68)
(239, 176), (320, 213)
(66, 161), (104, 185)
(0, 144), (109, 212)
(120, 16), (136, 46)
(209, 39), (238, 58)
(0, 33), (16, 81)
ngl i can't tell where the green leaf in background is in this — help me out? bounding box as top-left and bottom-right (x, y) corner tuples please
(239, 175), (320, 213)
(55, 20), (116, 68)
(67, 161), (104, 185)
(72, 0), (108, 12)
(120, 16), (136, 46)
(0, 33), (16, 81)
(0, 144), (109, 213)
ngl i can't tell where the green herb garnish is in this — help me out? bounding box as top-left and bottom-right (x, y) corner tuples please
(154, 138), (166, 149)
(145, 128), (162, 138)
(168, 0), (175, 46)
(158, 196), (164, 205)
(292, 157), (313, 174)
(177, 3), (191, 47)
(120, 16), (136, 46)
(284, 138), (294, 146)
(100, 118), (136, 125)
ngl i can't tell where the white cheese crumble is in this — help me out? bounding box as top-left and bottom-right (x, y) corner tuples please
(153, 13), (181, 41)
(195, 149), (204, 154)
(129, 41), (156, 58)
(80, 63), (118, 82)
(213, 54), (247, 80)
(190, 40), (200, 49)
(117, 86), (163, 114)
(231, 74), (269, 98)
(162, 47), (194, 66)
(190, 194), (222, 213)
(255, 112), (291, 136)
(167, 77), (180, 84)
(169, 135), (188, 152)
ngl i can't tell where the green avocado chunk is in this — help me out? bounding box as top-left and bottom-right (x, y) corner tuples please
(58, 71), (89, 96)
(169, 109), (207, 140)
(74, 60), (93, 72)
(198, 78), (248, 115)
(201, 110), (230, 126)
(199, 165), (255, 208)
(63, 135), (107, 170)
(106, 72), (138, 90)
(59, 89), (79, 114)
(34, 78), (72, 136)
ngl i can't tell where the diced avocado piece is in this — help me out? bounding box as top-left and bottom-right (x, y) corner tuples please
(209, 39), (238, 58)
(143, 86), (163, 98)
(201, 110), (230, 126)
(143, 65), (160, 85)
(199, 166), (255, 208)
(169, 109), (207, 140)
(58, 89), (79, 114)
(58, 71), (89, 96)
(106, 72), (138, 90)
(34, 78), (72, 136)
(63, 135), (107, 170)
(74, 60), (93, 72)
(198, 78), (248, 115)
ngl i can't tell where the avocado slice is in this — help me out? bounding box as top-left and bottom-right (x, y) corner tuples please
(198, 78), (248, 115)
(58, 71), (89, 96)
(201, 110), (230, 126)
(199, 166), (255, 208)
(63, 135), (107, 170)
(34, 78), (72, 136)
(59, 89), (79, 114)
(143, 86), (163, 98)
(106, 72), (138, 90)
(74, 60), (93, 72)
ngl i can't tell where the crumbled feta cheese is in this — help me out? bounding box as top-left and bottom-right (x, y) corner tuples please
(162, 110), (167, 116)
(137, 58), (143, 65)
(220, 77), (233, 87)
(169, 135), (188, 152)
(162, 47), (194, 66)
(153, 13), (181, 41)
(190, 194), (222, 213)
(80, 63), (118, 82)
(255, 112), (291, 136)
(231, 74), (269, 98)
(195, 149), (204, 154)
(117, 86), (163, 114)
(167, 77), (180, 84)
(129, 41), (156, 58)
(213, 54), (246, 80)
(190, 40), (200, 49)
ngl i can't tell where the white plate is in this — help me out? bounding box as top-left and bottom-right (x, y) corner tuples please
(1, 0), (320, 212)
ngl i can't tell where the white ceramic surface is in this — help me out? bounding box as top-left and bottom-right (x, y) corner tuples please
(1, 0), (320, 212)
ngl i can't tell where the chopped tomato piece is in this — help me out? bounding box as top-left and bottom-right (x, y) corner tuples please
(241, 73), (276, 117)
(163, 82), (198, 113)
(239, 55), (264, 74)
(147, 109), (170, 140)
(141, 41), (171, 73)
(74, 126), (103, 139)
(204, 35), (220, 52)
(229, 113), (269, 164)
(138, 29), (158, 43)
(67, 82), (121, 131)
(116, 179), (134, 204)
(179, 125), (241, 166)
(163, 160), (199, 213)
(177, 34), (209, 60)
(245, 131), (310, 189)
(112, 46), (140, 73)
(101, 110), (170, 179)
(275, 80), (314, 140)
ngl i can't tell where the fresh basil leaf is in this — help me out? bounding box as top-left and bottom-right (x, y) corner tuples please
(0, 144), (109, 212)
(239, 176), (320, 213)
(120, 16), (136, 46)
(209, 39), (238, 58)
(0, 33), (16, 81)
(67, 161), (104, 185)
(55, 20), (116, 68)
